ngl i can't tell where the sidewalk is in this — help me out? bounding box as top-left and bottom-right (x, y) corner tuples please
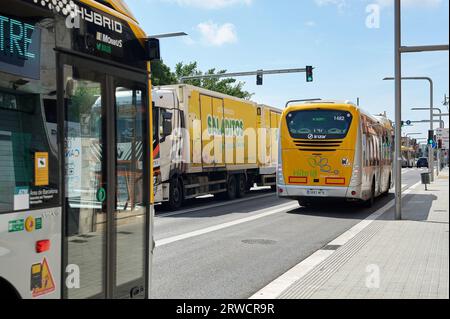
(279, 169), (449, 299)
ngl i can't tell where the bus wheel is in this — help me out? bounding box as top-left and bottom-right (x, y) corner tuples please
(365, 181), (375, 208)
(165, 178), (183, 210)
(383, 175), (392, 196)
(298, 200), (311, 208)
(226, 175), (237, 200)
(236, 175), (246, 199)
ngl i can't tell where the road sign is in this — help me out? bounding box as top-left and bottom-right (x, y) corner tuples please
(436, 128), (449, 149)
(406, 120), (412, 126)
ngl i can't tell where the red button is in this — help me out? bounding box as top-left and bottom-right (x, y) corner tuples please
(36, 240), (51, 253)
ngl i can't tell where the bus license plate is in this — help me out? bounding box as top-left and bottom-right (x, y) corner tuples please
(307, 189), (327, 197)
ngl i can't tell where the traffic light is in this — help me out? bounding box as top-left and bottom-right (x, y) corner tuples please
(438, 139), (443, 149)
(428, 130), (435, 145)
(256, 72), (263, 86)
(306, 66), (313, 82)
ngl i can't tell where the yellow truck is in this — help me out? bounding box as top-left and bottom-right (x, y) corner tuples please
(152, 84), (281, 209)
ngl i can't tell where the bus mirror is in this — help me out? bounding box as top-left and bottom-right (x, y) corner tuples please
(146, 38), (161, 62)
(65, 79), (78, 97)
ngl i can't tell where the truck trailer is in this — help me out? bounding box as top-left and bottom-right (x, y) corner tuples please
(152, 84), (281, 210)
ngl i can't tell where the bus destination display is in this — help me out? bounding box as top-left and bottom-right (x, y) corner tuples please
(0, 13), (41, 80)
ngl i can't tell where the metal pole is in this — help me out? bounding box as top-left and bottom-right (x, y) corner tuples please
(437, 109), (443, 174)
(427, 79), (435, 181)
(394, 0), (402, 220)
(180, 67), (310, 83)
(400, 45), (449, 53)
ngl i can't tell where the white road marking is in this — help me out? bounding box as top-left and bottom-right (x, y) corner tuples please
(156, 193), (275, 218)
(250, 181), (422, 299)
(155, 202), (299, 248)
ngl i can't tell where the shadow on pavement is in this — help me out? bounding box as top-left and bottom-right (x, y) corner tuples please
(378, 193), (439, 222)
(285, 193), (396, 220)
(155, 189), (286, 218)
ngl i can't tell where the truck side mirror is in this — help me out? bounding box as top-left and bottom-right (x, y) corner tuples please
(162, 112), (173, 137)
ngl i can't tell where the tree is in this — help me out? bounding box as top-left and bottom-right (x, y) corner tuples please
(150, 61), (253, 100)
(175, 62), (253, 100)
(150, 61), (177, 87)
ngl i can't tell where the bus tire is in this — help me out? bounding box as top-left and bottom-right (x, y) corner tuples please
(225, 175), (237, 200)
(0, 278), (21, 299)
(164, 178), (183, 211)
(365, 180), (376, 208)
(383, 175), (392, 196)
(236, 175), (246, 199)
(298, 200), (311, 208)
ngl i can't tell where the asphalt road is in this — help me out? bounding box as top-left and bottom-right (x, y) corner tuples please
(151, 168), (424, 299)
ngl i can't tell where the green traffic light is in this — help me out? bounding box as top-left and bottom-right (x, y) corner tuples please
(306, 66), (313, 82)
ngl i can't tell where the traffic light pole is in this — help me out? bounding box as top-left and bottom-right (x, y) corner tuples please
(179, 67), (314, 83)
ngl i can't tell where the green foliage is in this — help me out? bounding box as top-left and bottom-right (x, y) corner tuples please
(68, 86), (100, 122)
(151, 61), (253, 100)
(150, 60), (177, 87)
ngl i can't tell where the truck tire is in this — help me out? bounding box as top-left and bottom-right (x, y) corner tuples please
(236, 174), (246, 198)
(164, 178), (183, 210)
(225, 175), (237, 200)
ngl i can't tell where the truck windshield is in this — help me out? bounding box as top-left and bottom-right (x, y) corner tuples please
(286, 109), (353, 140)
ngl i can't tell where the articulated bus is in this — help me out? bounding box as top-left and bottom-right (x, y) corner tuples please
(277, 100), (394, 207)
(0, 0), (159, 299)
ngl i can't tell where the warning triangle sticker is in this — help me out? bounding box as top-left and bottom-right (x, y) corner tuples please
(32, 258), (56, 298)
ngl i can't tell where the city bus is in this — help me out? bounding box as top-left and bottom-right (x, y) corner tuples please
(0, 0), (159, 299)
(277, 100), (393, 207)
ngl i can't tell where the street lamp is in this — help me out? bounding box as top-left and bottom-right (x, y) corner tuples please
(411, 107), (444, 128)
(383, 76), (436, 183)
(148, 32), (188, 39)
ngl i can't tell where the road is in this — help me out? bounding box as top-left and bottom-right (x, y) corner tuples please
(150, 168), (423, 299)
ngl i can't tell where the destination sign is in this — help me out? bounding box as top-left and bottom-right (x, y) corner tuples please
(0, 13), (41, 79)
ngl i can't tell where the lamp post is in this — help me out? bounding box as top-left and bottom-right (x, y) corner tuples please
(411, 107), (445, 174)
(383, 76), (435, 182)
(411, 107), (444, 128)
(148, 32), (188, 39)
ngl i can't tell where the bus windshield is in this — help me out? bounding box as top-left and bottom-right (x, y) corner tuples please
(286, 109), (353, 139)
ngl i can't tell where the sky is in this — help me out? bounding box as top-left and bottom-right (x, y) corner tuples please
(126, 0), (449, 139)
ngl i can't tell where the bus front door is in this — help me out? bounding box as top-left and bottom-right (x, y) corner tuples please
(60, 54), (150, 299)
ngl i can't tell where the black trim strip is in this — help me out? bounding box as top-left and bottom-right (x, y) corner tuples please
(293, 140), (343, 144)
(298, 149), (337, 152)
(55, 47), (148, 76)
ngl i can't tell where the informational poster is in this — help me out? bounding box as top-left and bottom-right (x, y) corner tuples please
(65, 122), (82, 198)
(35, 152), (49, 186)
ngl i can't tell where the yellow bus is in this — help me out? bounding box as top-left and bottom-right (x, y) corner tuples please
(277, 100), (393, 207)
(1, 0), (159, 299)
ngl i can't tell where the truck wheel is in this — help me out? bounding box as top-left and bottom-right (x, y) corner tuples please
(165, 178), (183, 210)
(226, 175), (237, 200)
(236, 175), (246, 198)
